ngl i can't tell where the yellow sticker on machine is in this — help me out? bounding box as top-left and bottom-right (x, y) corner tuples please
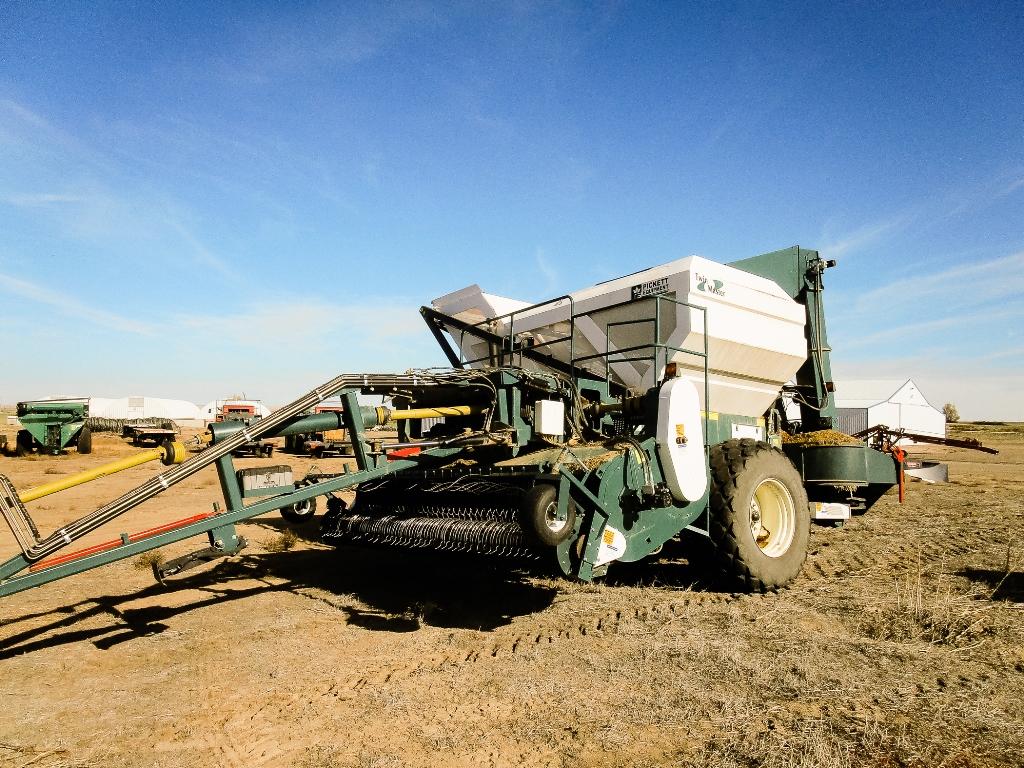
(596, 525), (628, 566)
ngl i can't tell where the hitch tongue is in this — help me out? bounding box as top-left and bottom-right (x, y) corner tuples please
(154, 534), (248, 583)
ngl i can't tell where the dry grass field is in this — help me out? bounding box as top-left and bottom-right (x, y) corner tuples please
(1, 423), (1022, 767)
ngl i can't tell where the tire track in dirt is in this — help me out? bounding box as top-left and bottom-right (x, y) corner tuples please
(180, 591), (759, 766)
(800, 514), (1002, 583)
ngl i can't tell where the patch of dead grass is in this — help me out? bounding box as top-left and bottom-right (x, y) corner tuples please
(265, 529), (299, 553)
(689, 717), (994, 768)
(858, 567), (996, 648)
(133, 551), (165, 570)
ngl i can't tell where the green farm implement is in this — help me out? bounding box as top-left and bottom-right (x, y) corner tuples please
(0, 246), (912, 600)
(13, 399), (92, 456)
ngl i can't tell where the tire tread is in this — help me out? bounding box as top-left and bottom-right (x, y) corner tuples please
(706, 439), (808, 592)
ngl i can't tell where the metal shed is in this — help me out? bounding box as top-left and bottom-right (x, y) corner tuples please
(834, 379), (945, 442)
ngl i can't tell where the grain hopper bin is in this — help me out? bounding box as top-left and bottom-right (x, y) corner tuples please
(431, 255), (808, 418)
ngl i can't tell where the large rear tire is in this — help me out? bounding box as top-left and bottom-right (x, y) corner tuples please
(77, 426), (93, 454)
(707, 439), (809, 592)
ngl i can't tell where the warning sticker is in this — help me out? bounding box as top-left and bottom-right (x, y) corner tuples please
(596, 525), (627, 567)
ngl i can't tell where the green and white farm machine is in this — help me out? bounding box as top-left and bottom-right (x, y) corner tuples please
(0, 246), (905, 599)
(10, 399), (93, 456)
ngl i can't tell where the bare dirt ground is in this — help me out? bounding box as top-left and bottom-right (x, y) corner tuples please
(1, 423), (1022, 768)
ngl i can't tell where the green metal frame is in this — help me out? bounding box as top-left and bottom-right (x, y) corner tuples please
(0, 441), (464, 598)
(728, 246), (837, 430)
(0, 245), (901, 600)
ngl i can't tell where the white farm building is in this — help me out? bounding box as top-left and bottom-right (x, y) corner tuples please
(88, 396), (204, 423)
(834, 379), (945, 441)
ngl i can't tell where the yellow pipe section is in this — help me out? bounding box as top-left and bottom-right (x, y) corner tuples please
(19, 441), (187, 504)
(377, 405), (484, 424)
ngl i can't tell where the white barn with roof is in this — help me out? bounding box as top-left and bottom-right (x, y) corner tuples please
(834, 379), (945, 440)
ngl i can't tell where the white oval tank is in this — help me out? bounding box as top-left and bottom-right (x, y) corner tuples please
(431, 256), (808, 418)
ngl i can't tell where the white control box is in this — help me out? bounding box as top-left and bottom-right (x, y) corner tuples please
(535, 400), (565, 438)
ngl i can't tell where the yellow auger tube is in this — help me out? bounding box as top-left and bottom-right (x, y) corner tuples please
(374, 405), (485, 424)
(19, 441), (188, 504)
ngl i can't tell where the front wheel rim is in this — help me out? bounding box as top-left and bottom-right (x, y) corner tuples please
(749, 478), (797, 558)
(543, 501), (567, 534)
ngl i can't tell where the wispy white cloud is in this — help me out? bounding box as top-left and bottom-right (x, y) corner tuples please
(362, 154), (383, 188)
(2, 98), (242, 281)
(534, 247), (558, 294)
(176, 298), (426, 346)
(852, 249), (1024, 312)
(1002, 176), (1024, 196)
(0, 270), (156, 335)
(818, 215), (909, 260)
(197, 6), (442, 86)
(0, 192), (85, 206)
(0, 98), (52, 130)
(164, 217), (236, 280)
(0, 98), (119, 178)
(839, 304), (1024, 350)
(820, 167), (1024, 264)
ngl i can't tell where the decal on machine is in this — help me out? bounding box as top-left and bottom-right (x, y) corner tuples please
(595, 525), (627, 566)
(696, 273), (726, 296)
(630, 277), (670, 300)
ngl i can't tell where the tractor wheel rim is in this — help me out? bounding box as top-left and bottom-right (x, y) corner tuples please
(543, 501), (566, 533)
(749, 478), (796, 558)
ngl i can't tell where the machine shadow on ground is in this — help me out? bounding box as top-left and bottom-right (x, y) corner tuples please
(958, 567), (1024, 602)
(0, 527), (727, 658)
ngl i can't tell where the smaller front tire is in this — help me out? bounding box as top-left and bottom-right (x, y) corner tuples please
(520, 484), (576, 547)
(15, 430), (33, 457)
(281, 491), (318, 524)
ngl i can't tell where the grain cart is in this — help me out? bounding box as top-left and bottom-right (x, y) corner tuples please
(0, 246), (905, 599)
(13, 399), (92, 456)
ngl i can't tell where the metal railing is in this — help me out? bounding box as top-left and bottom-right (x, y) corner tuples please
(576, 294), (710, 447)
(456, 294), (579, 372)
(454, 292), (710, 442)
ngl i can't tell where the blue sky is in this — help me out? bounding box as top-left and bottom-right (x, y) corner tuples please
(1, 1), (1021, 418)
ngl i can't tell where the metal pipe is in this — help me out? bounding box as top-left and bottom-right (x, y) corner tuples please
(377, 405), (483, 423)
(208, 405), (479, 445)
(208, 411), (346, 444)
(19, 441), (187, 504)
